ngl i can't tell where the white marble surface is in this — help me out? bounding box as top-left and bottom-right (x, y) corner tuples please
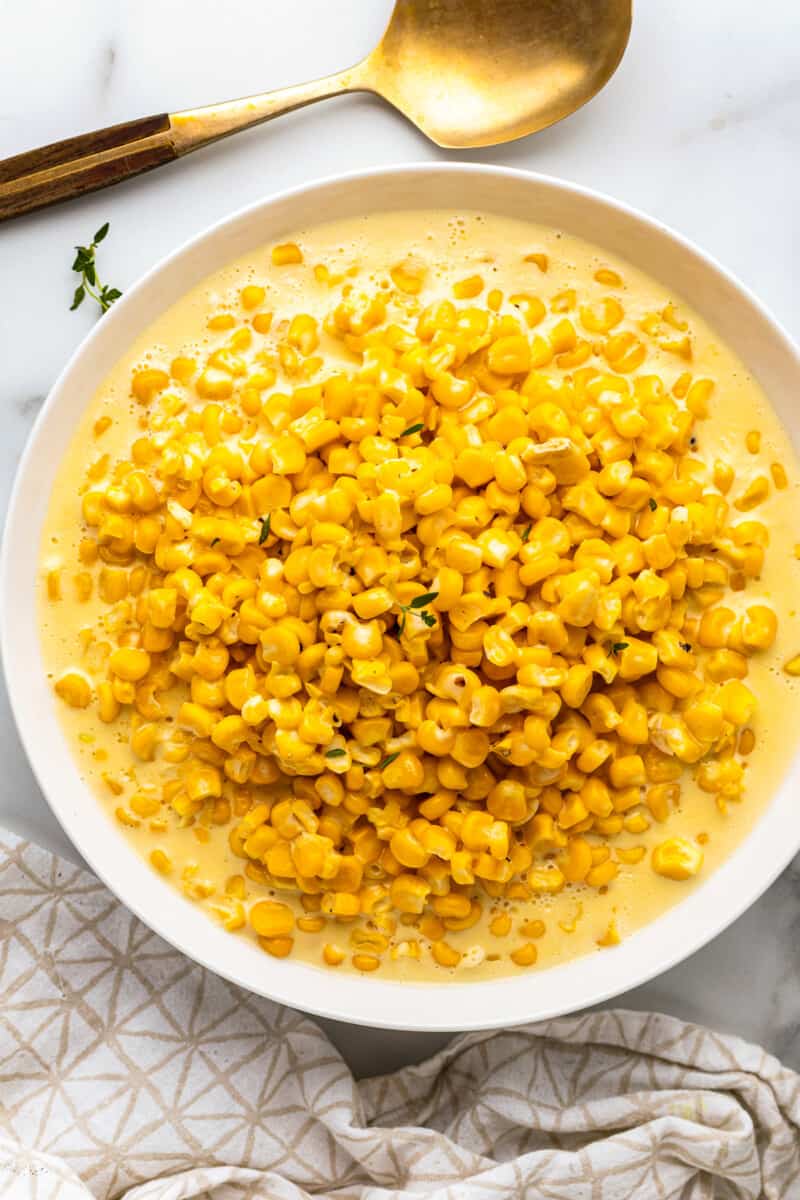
(2, 0), (800, 1078)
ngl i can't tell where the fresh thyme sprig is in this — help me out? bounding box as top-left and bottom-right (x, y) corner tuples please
(70, 223), (121, 314)
(396, 590), (438, 635)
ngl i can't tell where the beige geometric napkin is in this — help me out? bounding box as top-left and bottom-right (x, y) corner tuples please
(2, 828), (799, 1199)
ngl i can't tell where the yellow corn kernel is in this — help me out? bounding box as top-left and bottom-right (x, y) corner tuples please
(249, 900), (295, 938)
(149, 849), (172, 874)
(147, 588), (177, 629)
(488, 335), (531, 375)
(115, 807), (139, 828)
(486, 779), (527, 822)
(418, 914), (445, 942)
(527, 865), (565, 893)
(652, 837), (703, 881)
(352, 953), (381, 972)
(109, 647), (151, 682)
(320, 890), (360, 918)
(560, 664), (593, 709)
(737, 728), (755, 756)
(609, 755), (646, 789)
(46, 569), (62, 601)
(253, 312), (274, 334)
(77, 537), (99, 565)
(96, 682), (120, 724)
(616, 639), (658, 681)
(683, 698), (724, 742)
(130, 723), (159, 761)
(616, 845), (646, 865)
(241, 284), (266, 310)
(390, 873), (430, 914)
(353, 587), (393, 619)
(719, 680), (756, 725)
(54, 671), (92, 709)
(597, 919), (621, 948)
(391, 259), (426, 295)
(585, 859), (618, 888)
(129, 792), (159, 819)
(272, 242), (303, 265)
(698, 606), (737, 649)
(431, 940), (461, 967)
(453, 275), (484, 299)
(518, 918), (545, 939)
(223, 875), (246, 901)
(560, 836), (593, 883)
(390, 827), (429, 870)
(580, 297), (623, 334)
(372, 492), (402, 542)
(644, 783), (676, 823)
(734, 476), (769, 512)
(383, 752), (425, 791)
(260, 935), (294, 958)
(705, 649), (748, 682)
(72, 571), (92, 602)
(657, 666), (700, 700)
(131, 368), (169, 405)
(771, 462), (788, 489)
(510, 942), (538, 967)
(489, 913), (512, 937)
(207, 312), (236, 331)
(432, 893), (472, 921)
(297, 916), (325, 934)
(712, 460), (734, 493)
(287, 314), (320, 356)
(740, 605), (777, 651)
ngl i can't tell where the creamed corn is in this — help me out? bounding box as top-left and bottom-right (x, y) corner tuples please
(43, 214), (798, 977)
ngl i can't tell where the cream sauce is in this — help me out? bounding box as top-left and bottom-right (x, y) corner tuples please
(39, 211), (800, 980)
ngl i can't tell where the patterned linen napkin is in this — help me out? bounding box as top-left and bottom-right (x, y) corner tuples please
(2, 828), (799, 1200)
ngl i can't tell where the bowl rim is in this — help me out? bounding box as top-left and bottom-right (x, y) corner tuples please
(4, 160), (800, 1032)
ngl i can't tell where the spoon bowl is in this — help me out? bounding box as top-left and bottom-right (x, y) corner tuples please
(370, 0), (633, 148)
(0, 0), (632, 220)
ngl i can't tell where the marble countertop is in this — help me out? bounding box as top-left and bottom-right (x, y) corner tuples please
(2, 0), (800, 1078)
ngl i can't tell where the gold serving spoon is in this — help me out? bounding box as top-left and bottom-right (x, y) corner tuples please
(0, 0), (631, 222)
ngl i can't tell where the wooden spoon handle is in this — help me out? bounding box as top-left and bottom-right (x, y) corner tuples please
(0, 114), (176, 221)
(0, 66), (369, 223)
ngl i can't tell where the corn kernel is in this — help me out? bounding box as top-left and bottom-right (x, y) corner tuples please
(109, 647), (151, 682)
(149, 849), (172, 874)
(510, 942), (538, 967)
(597, 919), (621, 948)
(250, 900), (295, 938)
(54, 670), (92, 709)
(431, 940), (461, 967)
(652, 837), (703, 881)
(272, 242), (303, 265)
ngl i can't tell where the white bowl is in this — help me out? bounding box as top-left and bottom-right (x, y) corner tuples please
(4, 164), (800, 1032)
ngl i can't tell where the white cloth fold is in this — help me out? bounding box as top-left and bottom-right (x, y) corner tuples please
(2, 829), (798, 1199)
